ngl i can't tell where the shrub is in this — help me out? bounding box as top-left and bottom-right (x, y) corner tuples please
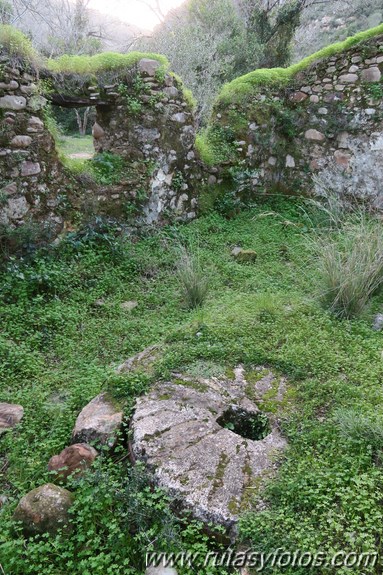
(311, 216), (383, 318)
(89, 152), (127, 185)
(176, 247), (208, 309)
(0, 25), (40, 64)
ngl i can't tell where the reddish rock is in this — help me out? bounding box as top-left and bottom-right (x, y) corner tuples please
(289, 91), (308, 103)
(48, 444), (98, 481)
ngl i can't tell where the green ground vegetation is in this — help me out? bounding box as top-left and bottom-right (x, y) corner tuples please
(1, 197), (383, 573)
(58, 135), (95, 158)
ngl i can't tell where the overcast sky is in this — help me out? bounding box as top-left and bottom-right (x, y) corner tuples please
(88, 0), (184, 29)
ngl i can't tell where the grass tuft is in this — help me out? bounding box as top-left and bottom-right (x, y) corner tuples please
(311, 216), (383, 319)
(335, 408), (383, 451)
(176, 246), (209, 309)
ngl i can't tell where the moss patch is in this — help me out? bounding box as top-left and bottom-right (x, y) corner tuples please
(217, 23), (383, 106)
(46, 51), (169, 75)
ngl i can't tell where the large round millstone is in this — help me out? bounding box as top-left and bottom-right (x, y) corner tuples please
(132, 367), (287, 531)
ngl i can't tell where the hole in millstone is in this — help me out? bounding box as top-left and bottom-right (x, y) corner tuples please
(217, 407), (271, 441)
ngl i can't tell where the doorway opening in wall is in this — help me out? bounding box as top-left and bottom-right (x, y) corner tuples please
(50, 105), (96, 163)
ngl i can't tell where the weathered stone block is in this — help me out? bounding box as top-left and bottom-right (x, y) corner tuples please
(10, 135), (32, 148)
(361, 67), (381, 82)
(0, 95), (26, 110)
(138, 58), (161, 77)
(21, 161), (41, 176)
(339, 73), (358, 83)
(285, 154), (295, 168)
(334, 150), (352, 168)
(305, 129), (325, 142)
(72, 393), (123, 446)
(171, 112), (186, 123)
(0, 80), (19, 90)
(27, 116), (44, 132)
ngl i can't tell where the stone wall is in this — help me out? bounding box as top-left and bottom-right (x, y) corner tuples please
(90, 58), (198, 224)
(202, 32), (383, 205)
(0, 55), (74, 237)
(0, 52), (199, 241)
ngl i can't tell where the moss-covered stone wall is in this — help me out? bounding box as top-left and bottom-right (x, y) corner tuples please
(0, 54), (77, 237)
(0, 30), (199, 240)
(198, 25), (383, 200)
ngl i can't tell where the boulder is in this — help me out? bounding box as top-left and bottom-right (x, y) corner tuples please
(132, 367), (287, 531)
(0, 403), (24, 433)
(231, 247), (257, 262)
(4, 197), (29, 221)
(20, 83), (38, 96)
(72, 393), (123, 446)
(289, 91), (308, 103)
(0, 95), (26, 110)
(13, 483), (74, 535)
(0, 80), (19, 90)
(48, 443), (98, 482)
(2, 182), (17, 195)
(138, 58), (161, 77)
(285, 155), (295, 168)
(27, 95), (47, 112)
(334, 150), (352, 168)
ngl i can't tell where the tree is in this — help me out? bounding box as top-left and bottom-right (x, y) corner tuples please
(238, 0), (336, 68)
(139, 0), (257, 120)
(74, 107), (91, 136)
(9, 0), (106, 56)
